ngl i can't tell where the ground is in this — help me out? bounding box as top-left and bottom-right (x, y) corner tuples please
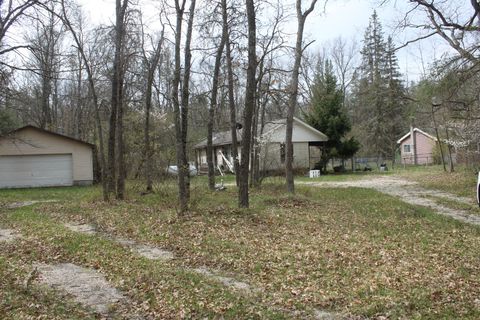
(0, 166), (479, 319)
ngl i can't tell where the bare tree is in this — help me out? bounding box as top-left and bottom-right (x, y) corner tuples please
(141, 23), (165, 192)
(172, 0), (197, 214)
(0, 0), (40, 57)
(400, 1), (480, 64)
(60, 0), (109, 200)
(330, 36), (358, 105)
(108, 0), (129, 199)
(238, 0), (256, 208)
(285, 0), (317, 194)
(27, 3), (64, 130)
(222, 0), (239, 186)
(206, 1), (226, 191)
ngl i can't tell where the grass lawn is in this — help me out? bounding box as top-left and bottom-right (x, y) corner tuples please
(1, 176), (479, 319)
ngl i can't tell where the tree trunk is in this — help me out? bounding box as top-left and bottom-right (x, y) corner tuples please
(249, 97), (258, 187)
(173, 0), (196, 214)
(444, 124), (455, 172)
(431, 103), (447, 172)
(60, 0), (109, 201)
(238, 0), (257, 208)
(222, 0), (239, 187)
(285, 0), (317, 194)
(207, 24), (226, 190)
(172, 1), (185, 213)
(112, 0), (129, 200)
(144, 31), (164, 192)
(253, 89), (268, 185)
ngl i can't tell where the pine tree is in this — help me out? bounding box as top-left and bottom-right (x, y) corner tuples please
(304, 59), (358, 172)
(352, 11), (406, 158)
(384, 36), (406, 159)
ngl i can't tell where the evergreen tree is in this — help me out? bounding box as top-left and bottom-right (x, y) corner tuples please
(352, 11), (407, 159)
(304, 59), (358, 172)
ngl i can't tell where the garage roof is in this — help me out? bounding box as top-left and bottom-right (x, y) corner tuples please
(1, 125), (94, 147)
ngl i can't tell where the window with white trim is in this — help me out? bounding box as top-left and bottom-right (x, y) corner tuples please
(403, 144), (411, 153)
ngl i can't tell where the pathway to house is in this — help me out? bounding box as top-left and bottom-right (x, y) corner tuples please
(63, 222), (338, 319)
(3, 200), (58, 209)
(299, 176), (480, 226)
(3, 203), (338, 318)
(35, 262), (128, 315)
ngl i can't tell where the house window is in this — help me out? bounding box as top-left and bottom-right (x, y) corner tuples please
(403, 144), (411, 153)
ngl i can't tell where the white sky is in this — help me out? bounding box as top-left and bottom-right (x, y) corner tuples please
(76, 0), (452, 82)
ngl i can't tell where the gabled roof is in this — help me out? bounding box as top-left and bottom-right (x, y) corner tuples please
(194, 117), (328, 149)
(1, 125), (95, 147)
(397, 128), (437, 144)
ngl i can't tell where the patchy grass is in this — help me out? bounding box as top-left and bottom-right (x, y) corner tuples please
(422, 195), (480, 215)
(0, 185), (98, 206)
(1, 179), (479, 319)
(398, 165), (478, 199)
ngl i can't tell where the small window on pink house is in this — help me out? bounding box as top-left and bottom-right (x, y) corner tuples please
(403, 144), (411, 153)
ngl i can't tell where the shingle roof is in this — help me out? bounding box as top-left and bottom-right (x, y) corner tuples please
(194, 129), (242, 149)
(194, 117), (328, 149)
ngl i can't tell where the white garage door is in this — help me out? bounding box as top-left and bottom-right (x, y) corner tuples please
(0, 154), (73, 188)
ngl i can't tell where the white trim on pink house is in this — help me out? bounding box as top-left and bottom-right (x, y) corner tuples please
(397, 128), (437, 165)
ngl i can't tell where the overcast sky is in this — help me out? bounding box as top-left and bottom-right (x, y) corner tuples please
(76, 0), (451, 82)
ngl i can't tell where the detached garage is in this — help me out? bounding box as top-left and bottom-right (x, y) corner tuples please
(0, 126), (94, 188)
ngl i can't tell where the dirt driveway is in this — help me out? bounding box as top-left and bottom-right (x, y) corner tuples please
(300, 176), (480, 226)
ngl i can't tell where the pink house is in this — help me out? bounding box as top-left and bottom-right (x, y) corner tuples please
(397, 127), (437, 165)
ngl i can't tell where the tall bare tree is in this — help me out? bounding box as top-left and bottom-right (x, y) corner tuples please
(206, 2), (227, 191)
(108, 0), (129, 199)
(222, 0), (239, 186)
(285, 0), (317, 194)
(60, 0), (108, 200)
(141, 24), (165, 192)
(172, 0), (196, 214)
(238, 0), (257, 208)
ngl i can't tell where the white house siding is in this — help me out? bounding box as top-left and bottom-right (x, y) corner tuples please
(293, 142), (309, 169)
(260, 142), (310, 171)
(0, 127), (93, 185)
(262, 143), (282, 171)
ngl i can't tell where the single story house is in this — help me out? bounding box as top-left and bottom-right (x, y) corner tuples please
(0, 125), (94, 188)
(194, 117), (328, 172)
(397, 127), (437, 165)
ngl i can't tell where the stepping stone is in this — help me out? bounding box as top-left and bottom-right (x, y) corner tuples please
(193, 267), (253, 293)
(132, 244), (174, 261)
(0, 228), (20, 242)
(63, 225), (174, 261)
(115, 237), (174, 261)
(64, 223), (97, 235)
(5, 200), (58, 209)
(313, 309), (338, 319)
(36, 263), (125, 314)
